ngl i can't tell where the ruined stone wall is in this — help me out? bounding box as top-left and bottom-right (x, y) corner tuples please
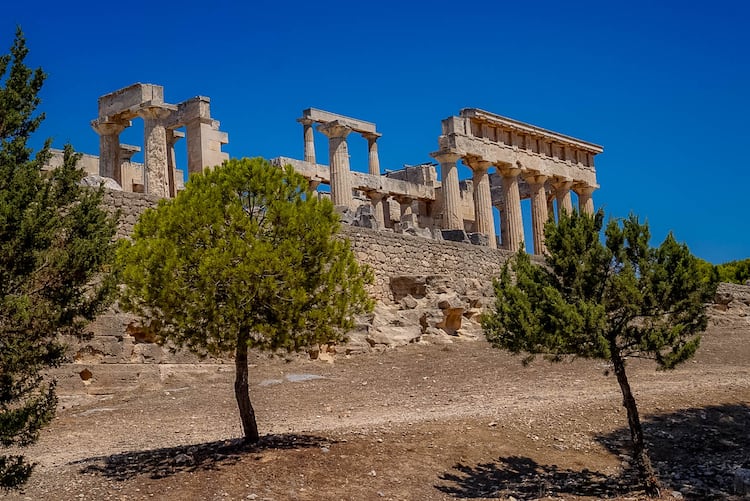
(341, 225), (513, 304)
(102, 189), (514, 300)
(103, 190), (160, 238)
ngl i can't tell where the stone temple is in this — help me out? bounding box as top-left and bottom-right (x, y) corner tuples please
(62, 82), (603, 256)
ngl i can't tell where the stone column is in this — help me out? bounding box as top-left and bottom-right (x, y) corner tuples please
(318, 122), (353, 208)
(553, 179), (574, 219)
(525, 173), (549, 255)
(91, 119), (128, 187)
(547, 195), (555, 222)
(574, 184), (596, 215)
(367, 191), (386, 228)
(498, 166), (524, 252)
(494, 204), (506, 249)
(363, 132), (381, 176)
(397, 196), (414, 219)
(432, 151), (463, 230)
(467, 159), (496, 249)
(299, 118), (316, 164)
(166, 129), (184, 198)
(140, 107), (172, 198)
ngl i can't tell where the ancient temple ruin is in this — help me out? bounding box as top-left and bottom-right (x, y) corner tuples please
(274, 107), (602, 254)
(68, 83), (603, 256)
(90, 83), (228, 196)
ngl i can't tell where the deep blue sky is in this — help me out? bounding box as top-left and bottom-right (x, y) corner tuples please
(4, 1), (749, 263)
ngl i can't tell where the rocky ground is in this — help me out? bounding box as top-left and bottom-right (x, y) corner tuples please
(3, 293), (750, 501)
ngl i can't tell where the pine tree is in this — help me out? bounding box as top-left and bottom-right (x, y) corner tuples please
(482, 209), (718, 496)
(0, 28), (117, 489)
(117, 157), (373, 443)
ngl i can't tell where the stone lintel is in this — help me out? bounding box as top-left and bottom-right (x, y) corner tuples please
(302, 108), (377, 135)
(445, 135), (598, 187)
(270, 157), (435, 201)
(98, 83), (164, 118)
(460, 108), (603, 154)
(317, 120), (353, 138)
(120, 144), (141, 161)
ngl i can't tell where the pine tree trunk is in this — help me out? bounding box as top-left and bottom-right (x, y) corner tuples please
(234, 330), (260, 443)
(610, 347), (660, 496)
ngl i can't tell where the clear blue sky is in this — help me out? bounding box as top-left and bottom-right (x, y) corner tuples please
(4, 0), (749, 263)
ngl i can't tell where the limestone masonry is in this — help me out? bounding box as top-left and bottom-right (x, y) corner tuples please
(55, 83), (603, 256)
(52, 83), (611, 361)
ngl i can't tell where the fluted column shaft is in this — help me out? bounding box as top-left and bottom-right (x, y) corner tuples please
(140, 107), (172, 198)
(364, 133), (381, 176)
(495, 204), (507, 250)
(553, 180), (574, 219)
(574, 184), (596, 215)
(469, 160), (496, 249)
(166, 130), (183, 198)
(525, 174), (549, 255)
(319, 122), (353, 208)
(300, 118), (316, 164)
(368, 192), (386, 228)
(91, 120), (128, 187)
(432, 151), (462, 230)
(499, 166), (524, 252)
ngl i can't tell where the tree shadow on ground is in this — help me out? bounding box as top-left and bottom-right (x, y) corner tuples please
(598, 403), (750, 499)
(437, 404), (750, 500)
(76, 433), (332, 481)
(436, 456), (640, 500)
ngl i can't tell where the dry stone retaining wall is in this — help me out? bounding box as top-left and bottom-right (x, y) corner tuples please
(78, 189), (749, 364)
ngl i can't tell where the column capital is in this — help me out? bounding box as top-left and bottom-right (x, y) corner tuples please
(297, 117), (315, 126)
(318, 121), (352, 139)
(430, 150), (461, 164)
(91, 118), (129, 136)
(364, 190), (386, 201)
(362, 131), (382, 142)
(138, 105), (174, 121)
(551, 178), (574, 190)
(523, 172), (548, 185)
(465, 158), (492, 173)
(573, 183), (596, 196)
(497, 165), (522, 177)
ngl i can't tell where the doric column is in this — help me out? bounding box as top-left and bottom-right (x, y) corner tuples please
(363, 132), (381, 176)
(498, 166), (524, 252)
(166, 129), (184, 198)
(318, 121), (353, 208)
(139, 107), (173, 198)
(299, 118), (316, 164)
(466, 159), (496, 249)
(524, 173), (549, 255)
(574, 183), (596, 215)
(367, 191), (386, 228)
(552, 179), (574, 218)
(91, 119), (128, 187)
(494, 204), (506, 249)
(396, 195), (414, 219)
(431, 150), (463, 230)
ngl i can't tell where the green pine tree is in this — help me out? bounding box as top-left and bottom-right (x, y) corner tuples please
(117, 157), (373, 443)
(482, 209), (718, 496)
(0, 28), (118, 489)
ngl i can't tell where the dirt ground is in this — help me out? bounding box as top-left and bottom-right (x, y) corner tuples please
(3, 314), (749, 501)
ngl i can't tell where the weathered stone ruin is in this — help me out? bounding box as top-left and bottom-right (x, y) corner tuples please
(51, 83), (611, 362)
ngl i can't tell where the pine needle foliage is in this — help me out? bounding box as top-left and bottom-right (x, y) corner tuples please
(117, 157), (373, 442)
(482, 209), (718, 496)
(0, 28), (118, 490)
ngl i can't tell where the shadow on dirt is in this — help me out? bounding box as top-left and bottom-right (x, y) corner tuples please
(76, 433), (332, 481)
(598, 403), (750, 499)
(437, 403), (749, 499)
(436, 455), (638, 499)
